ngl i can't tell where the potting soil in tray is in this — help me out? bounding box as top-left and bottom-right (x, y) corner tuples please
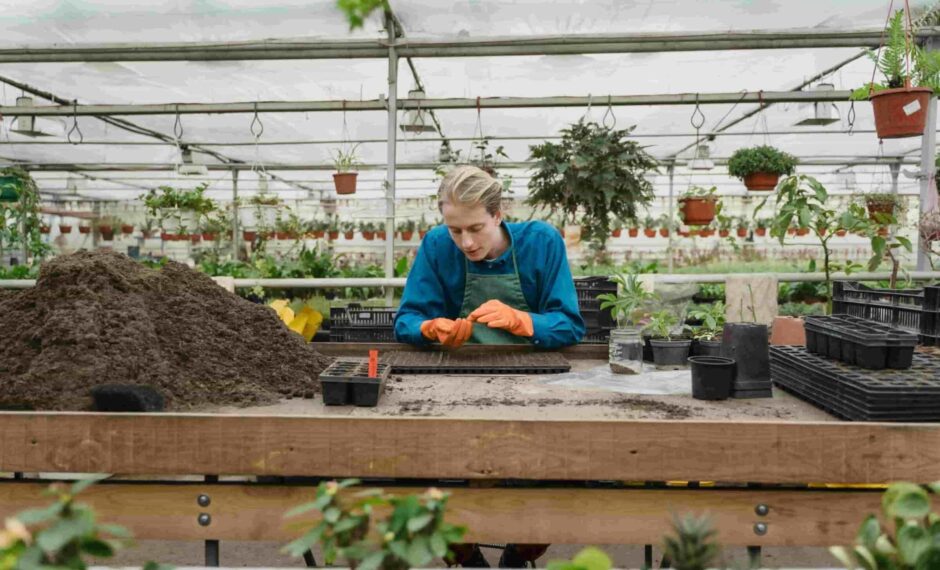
(319, 360), (390, 406)
(0, 251), (333, 411)
(382, 351), (570, 374)
(769, 345), (940, 421)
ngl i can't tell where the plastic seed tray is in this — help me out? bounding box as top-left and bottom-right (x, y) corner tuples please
(382, 351), (571, 374)
(804, 314), (918, 370)
(329, 303), (397, 342)
(769, 345), (940, 421)
(318, 359), (391, 406)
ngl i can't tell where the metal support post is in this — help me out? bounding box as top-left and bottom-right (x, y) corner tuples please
(918, 98), (938, 269)
(231, 169), (240, 260)
(384, 12), (398, 307)
(667, 163), (675, 274)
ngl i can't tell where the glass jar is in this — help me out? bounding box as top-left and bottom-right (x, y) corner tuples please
(609, 328), (644, 374)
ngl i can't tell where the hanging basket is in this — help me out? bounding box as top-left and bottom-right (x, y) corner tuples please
(678, 197), (717, 226)
(870, 87), (932, 139)
(743, 172), (780, 191)
(333, 172), (358, 195)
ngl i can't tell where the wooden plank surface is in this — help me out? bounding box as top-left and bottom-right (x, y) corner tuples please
(0, 482), (882, 546)
(1, 413), (939, 483)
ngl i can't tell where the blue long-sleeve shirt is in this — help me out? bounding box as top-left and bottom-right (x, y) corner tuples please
(395, 220), (585, 348)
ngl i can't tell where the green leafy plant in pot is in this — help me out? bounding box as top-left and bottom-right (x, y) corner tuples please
(332, 144), (362, 195)
(851, 9), (940, 139)
(643, 309), (692, 369)
(864, 192), (904, 221)
(688, 301), (726, 356)
(727, 145), (797, 191)
(599, 273), (657, 374)
(527, 119), (657, 249)
(678, 185), (719, 226)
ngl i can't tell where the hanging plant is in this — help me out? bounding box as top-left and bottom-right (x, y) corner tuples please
(727, 145), (797, 191)
(332, 144), (361, 195)
(0, 167), (49, 261)
(678, 186), (719, 226)
(851, 10), (940, 139)
(527, 119), (657, 247)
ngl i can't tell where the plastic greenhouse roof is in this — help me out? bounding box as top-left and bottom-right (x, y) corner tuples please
(0, 0), (935, 204)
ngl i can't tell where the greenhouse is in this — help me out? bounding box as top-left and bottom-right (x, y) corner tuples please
(1, 1), (940, 569)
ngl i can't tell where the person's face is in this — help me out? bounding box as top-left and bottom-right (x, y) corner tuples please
(441, 201), (503, 262)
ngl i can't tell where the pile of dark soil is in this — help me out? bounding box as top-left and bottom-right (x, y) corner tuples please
(0, 251), (333, 410)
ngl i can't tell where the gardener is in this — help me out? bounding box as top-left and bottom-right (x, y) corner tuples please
(396, 165), (579, 568)
(395, 165), (585, 350)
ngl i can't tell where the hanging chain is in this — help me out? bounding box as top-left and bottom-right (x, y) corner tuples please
(870, 0), (896, 95)
(250, 101), (267, 184)
(470, 96), (485, 162)
(583, 94), (593, 122)
(847, 100), (856, 136)
(67, 100), (83, 145)
(602, 95), (616, 129)
(250, 101), (264, 138)
(173, 104), (184, 140)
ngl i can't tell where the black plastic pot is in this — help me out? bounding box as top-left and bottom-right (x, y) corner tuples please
(688, 356), (735, 400)
(650, 339), (691, 369)
(642, 335), (654, 362)
(719, 323), (772, 398)
(692, 339), (722, 357)
(91, 384), (165, 412)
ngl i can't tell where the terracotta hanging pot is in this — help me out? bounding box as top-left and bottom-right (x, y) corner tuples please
(678, 197), (717, 226)
(643, 228), (656, 238)
(59, 224), (72, 234)
(736, 228), (748, 238)
(743, 172), (780, 191)
(400, 230), (414, 241)
(121, 224), (134, 235)
(870, 86), (932, 139)
(333, 172), (358, 195)
(628, 228), (639, 238)
(719, 229), (730, 238)
(344, 231), (355, 240)
(755, 228), (767, 237)
(610, 228), (622, 238)
(866, 201), (896, 220)
(362, 231), (375, 241)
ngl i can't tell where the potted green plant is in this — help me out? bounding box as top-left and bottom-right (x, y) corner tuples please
(327, 216), (340, 240)
(734, 217), (749, 238)
(527, 119), (657, 248)
(201, 211), (230, 242)
(864, 192), (903, 221)
(716, 214), (731, 238)
(78, 222), (91, 235)
(59, 222), (72, 234)
(657, 213), (673, 238)
(627, 221), (639, 238)
(754, 217), (769, 237)
(397, 219), (416, 241)
(418, 215), (431, 239)
(598, 273), (656, 375)
(727, 145), (797, 191)
(274, 209), (302, 241)
(610, 218), (623, 238)
(851, 10), (940, 139)
(679, 185), (718, 226)
(359, 221), (376, 241)
(688, 301), (726, 356)
(141, 183), (214, 236)
(643, 309), (692, 369)
(642, 215), (657, 238)
(97, 215), (121, 241)
(341, 220), (356, 240)
(332, 145), (361, 195)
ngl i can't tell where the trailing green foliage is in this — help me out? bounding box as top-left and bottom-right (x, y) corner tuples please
(688, 301), (725, 341)
(336, 0), (388, 30)
(140, 183), (215, 216)
(726, 145), (797, 180)
(643, 309), (689, 341)
(332, 144), (363, 173)
(0, 478), (171, 570)
(0, 167), (50, 261)
(527, 119), (658, 248)
(597, 273), (656, 326)
(851, 10), (940, 100)
(831, 481), (940, 569)
(283, 479), (466, 570)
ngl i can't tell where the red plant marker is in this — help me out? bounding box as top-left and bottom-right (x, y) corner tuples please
(368, 350), (378, 378)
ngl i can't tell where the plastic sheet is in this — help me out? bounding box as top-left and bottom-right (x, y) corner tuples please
(539, 363), (691, 395)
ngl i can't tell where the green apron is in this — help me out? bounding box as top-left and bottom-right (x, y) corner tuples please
(458, 246), (533, 345)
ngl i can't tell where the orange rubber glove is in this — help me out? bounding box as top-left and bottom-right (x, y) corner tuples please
(467, 299), (534, 338)
(420, 317), (473, 348)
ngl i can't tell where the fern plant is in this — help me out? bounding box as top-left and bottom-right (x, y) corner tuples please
(852, 10), (940, 99)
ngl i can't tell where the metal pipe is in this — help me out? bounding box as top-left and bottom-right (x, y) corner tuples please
(667, 163), (675, 274)
(1, 28), (938, 62)
(13, 157), (926, 172)
(4, 272), (940, 290)
(918, 41), (938, 271)
(0, 90), (854, 117)
(231, 169), (239, 260)
(385, 12), (398, 307)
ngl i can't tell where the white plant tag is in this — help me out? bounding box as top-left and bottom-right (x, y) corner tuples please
(903, 99), (922, 116)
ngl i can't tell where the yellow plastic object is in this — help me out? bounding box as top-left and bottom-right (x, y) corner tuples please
(278, 306), (295, 325)
(288, 313), (309, 335)
(269, 299), (289, 312)
(299, 308), (323, 342)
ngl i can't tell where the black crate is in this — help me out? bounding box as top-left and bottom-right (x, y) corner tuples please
(329, 303), (397, 342)
(832, 281), (940, 345)
(319, 359), (391, 406)
(575, 277), (616, 330)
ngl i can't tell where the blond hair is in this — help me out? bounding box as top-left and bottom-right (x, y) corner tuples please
(437, 165), (502, 216)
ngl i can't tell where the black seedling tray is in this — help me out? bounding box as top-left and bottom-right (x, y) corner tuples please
(804, 315), (918, 369)
(382, 351), (571, 374)
(329, 327), (397, 343)
(769, 346), (940, 421)
(318, 359), (390, 406)
(329, 303), (397, 343)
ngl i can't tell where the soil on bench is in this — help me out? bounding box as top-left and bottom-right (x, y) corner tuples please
(0, 251), (332, 411)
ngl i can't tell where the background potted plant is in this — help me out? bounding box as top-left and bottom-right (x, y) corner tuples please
(657, 213), (673, 237)
(341, 220), (356, 240)
(59, 222), (72, 234)
(688, 301), (725, 356)
(735, 217), (749, 238)
(78, 222), (91, 235)
(598, 273), (656, 375)
(527, 119), (657, 249)
(716, 214), (731, 238)
(851, 10), (940, 139)
(610, 218), (623, 238)
(120, 222), (134, 235)
(753, 217), (768, 236)
(627, 221), (639, 238)
(727, 145), (797, 191)
(327, 216), (340, 240)
(201, 211), (231, 242)
(864, 192), (903, 221)
(97, 215), (121, 241)
(397, 219), (416, 241)
(642, 215), (657, 238)
(332, 145), (361, 195)
(417, 215), (431, 239)
(359, 221), (376, 241)
(643, 309), (692, 369)
(678, 185), (719, 226)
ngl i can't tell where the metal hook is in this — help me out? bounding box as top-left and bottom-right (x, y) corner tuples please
(690, 94), (706, 130)
(67, 100), (83, 145)
(173, 104), (184, 140)
(250, 102), (264, 138)
(847, 100), (856, 136)
(584, 93), (593, 121)
(602, 95), (616, 129)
